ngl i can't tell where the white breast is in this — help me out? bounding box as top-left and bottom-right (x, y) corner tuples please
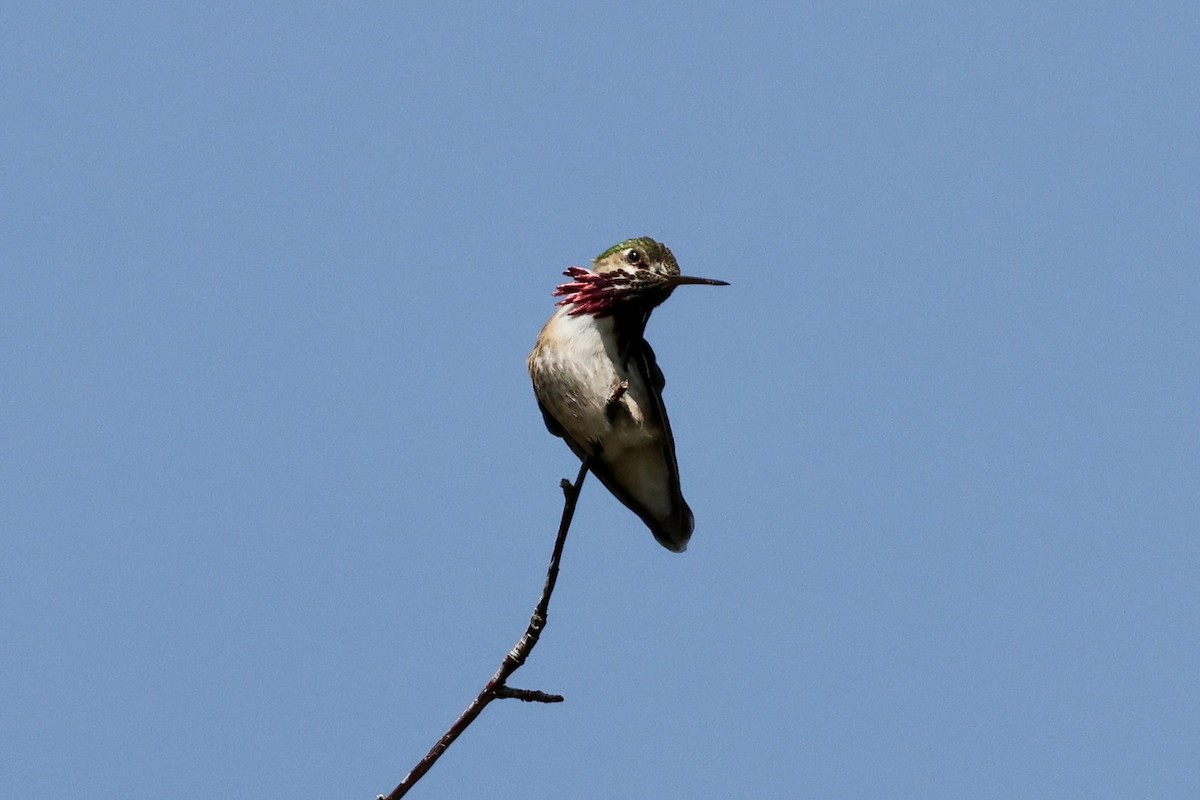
(530, 309), (659, 452)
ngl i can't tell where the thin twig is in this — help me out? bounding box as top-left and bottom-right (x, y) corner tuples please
(381, 459), (590, 799)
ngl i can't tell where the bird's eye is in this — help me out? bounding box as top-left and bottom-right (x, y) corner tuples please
(626, 249), (642, 265)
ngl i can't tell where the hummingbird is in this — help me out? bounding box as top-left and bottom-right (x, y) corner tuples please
(527, 237), (728, 552)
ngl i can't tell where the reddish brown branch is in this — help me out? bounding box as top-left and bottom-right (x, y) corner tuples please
(381, 459), (590, 799)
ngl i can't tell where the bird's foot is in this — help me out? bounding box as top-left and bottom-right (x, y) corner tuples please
(605, 380), (629, 421)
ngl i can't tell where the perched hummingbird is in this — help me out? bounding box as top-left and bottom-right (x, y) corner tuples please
(528, 237), (728, 552)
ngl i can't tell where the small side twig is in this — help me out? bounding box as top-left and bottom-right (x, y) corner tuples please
(381, 458), (590, 799)
(492, 686), (564, 703)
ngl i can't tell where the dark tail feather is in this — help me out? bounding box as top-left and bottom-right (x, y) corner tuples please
(649, 500), (693, 553)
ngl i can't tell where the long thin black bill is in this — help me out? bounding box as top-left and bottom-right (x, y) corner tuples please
(670, 275), (730, 287)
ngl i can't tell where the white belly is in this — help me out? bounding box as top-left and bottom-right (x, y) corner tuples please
(529, 309), (661, 454)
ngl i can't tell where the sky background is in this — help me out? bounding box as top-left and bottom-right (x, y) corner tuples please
(3, 3), (1198, 798)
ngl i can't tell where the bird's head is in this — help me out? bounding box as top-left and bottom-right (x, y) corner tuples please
(552, 237), (728, 317)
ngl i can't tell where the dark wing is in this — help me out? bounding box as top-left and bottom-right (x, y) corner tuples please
(535, 395), (567, 439)
(588, 336), (694, 552)
(632, 337), (693, 549)
(640, 335), (667, 392)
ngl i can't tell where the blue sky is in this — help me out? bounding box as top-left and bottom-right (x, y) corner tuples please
(3, 3), (1198, 798)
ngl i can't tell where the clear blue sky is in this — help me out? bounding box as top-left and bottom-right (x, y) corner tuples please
(3, 3), (1197, 798)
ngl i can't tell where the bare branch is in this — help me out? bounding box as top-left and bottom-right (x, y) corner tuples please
(381, 459), (590, 799)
